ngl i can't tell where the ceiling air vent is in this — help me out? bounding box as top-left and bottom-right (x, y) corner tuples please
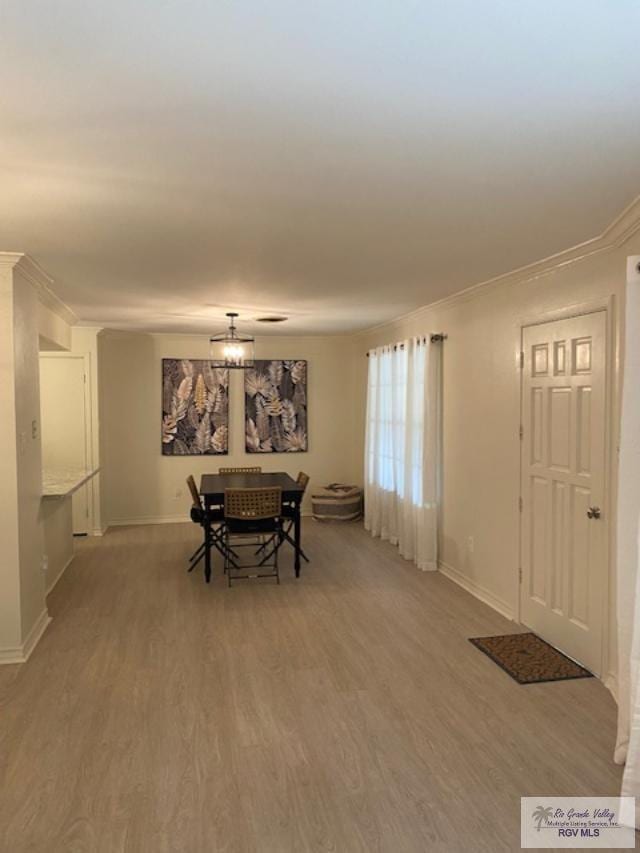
(255, 316), (288, 324)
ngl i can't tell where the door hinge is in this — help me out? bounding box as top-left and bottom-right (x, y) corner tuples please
(519, 425), (524, 440)
(519, 351), (525, 369)
(518, 496), (523, 513)
(518, 567), (523, 584)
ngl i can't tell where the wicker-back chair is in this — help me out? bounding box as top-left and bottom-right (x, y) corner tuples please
(186, 475), (230, 580)
(218, 466), (263, 474)
(186, 474), (201, 510)
(223, 487), (282, 586)
(257, 472), (310, 566)
(225, 487), (282, 520)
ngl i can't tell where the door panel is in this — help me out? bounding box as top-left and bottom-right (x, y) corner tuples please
(521, 311), (606, 674)
(550, 479), (566, 614)
(549, 387), (571, 470)
(530, 387), (544, 465)
(529, 476), (548, 604)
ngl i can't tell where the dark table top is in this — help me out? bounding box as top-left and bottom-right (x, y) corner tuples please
(200, 471), (304, 501)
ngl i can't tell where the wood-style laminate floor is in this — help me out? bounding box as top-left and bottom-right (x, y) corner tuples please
(0, 521), (622, 853)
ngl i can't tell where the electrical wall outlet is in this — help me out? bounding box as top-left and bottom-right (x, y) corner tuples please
(41, 555), (49, 573)
(467, 536), (475, 553)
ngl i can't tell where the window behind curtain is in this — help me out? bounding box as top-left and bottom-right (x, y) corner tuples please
(365, 342), (425, 506)
(364, 336), (440, 572)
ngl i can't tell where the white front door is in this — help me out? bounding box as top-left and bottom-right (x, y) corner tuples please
(520, 311), (607, 674)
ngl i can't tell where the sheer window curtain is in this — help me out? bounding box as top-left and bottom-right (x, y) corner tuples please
(364, 337), (441, 571)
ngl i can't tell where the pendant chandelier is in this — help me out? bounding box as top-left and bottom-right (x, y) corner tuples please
(209, 312), (255, 369)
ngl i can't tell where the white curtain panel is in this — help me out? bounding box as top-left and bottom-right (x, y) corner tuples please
(616, 257), (640, 823)
(364, 337), (441, 571)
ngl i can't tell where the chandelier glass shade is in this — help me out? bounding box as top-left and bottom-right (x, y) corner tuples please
(209, 312), (255, 369)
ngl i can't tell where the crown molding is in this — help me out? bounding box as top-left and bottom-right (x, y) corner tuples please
(0, 252), (77, 326)
(73, 323), (105, 332)
(357, 193), (640, 337)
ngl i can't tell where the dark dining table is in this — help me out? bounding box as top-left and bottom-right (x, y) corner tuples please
(199, 472), (306, 582)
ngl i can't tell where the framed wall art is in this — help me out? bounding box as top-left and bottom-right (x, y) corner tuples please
(162, 359), (229, 455)
(245, 360), (307, 453)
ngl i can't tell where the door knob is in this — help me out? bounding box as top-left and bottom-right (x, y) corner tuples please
(587, 506), (601, 519)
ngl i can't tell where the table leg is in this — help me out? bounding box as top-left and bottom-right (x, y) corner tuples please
(294, 501), (301, 578)
(204, 505), (212, 583)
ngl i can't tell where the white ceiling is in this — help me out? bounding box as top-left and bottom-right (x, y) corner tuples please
(2, 1), (640, 335)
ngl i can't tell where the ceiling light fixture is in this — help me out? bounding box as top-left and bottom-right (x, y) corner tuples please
(209, 312), (255, 369)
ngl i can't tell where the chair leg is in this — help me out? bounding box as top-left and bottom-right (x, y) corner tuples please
(188, 551), (204, 572)
(258, 528), (309, 566)
(279, 518), (309, 561)
(257, 536), (280, 567)
(205, 524), (239, 568)
(282, 528), (309, 562)
(225, 530), (232, 587)
(189, 541), (205, 562)
(188, 541), (206, 572)
(204, 527), (212, 583)
(255, 535), (275, 556)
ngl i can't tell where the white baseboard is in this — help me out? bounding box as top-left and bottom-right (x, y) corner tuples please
(0, 645), (28, 665)
(46, 554), (74, 596)
(0, 609), (51, 665)
(109, 514), (190, 527)
(438, 561), (616, 691)
(438, 560), (515, 621)
(604, 671), (618, 703)
(107, 509), (314, 530)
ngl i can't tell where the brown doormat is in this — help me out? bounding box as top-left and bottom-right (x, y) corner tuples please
(469, 633), (593, 684)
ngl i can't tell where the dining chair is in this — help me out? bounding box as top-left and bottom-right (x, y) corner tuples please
(218, 466), (263, 474)
(224, 487), (282, 586)
(258, 471), (310, 565)
(186, 475), (234, 575)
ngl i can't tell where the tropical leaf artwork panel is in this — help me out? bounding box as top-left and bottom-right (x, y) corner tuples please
(162, 359), (229, 455)
(245, 360), (308, 453)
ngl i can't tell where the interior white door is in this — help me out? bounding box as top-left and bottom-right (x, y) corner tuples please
(40, 356), (90, 535)
(520, 311), (607, 675)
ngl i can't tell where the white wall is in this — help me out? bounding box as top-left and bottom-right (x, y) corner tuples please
(38, 302), (71, 351)
(0, 259), (53, 659)
(354, 224), (640, 690)
(0, 264), (23, 654)
(13, 266), (47, 642)
(100, 332), (357, 525)
(0, 254), (73, 662)
(614, 256), (640, 762)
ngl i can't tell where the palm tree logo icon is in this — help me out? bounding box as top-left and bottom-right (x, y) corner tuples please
(532, 806), (553, 831)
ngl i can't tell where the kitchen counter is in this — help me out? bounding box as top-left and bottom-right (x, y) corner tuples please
(42, 468), (100, 499)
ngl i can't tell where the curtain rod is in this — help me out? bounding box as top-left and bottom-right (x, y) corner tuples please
(365, 334), (447, 356)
